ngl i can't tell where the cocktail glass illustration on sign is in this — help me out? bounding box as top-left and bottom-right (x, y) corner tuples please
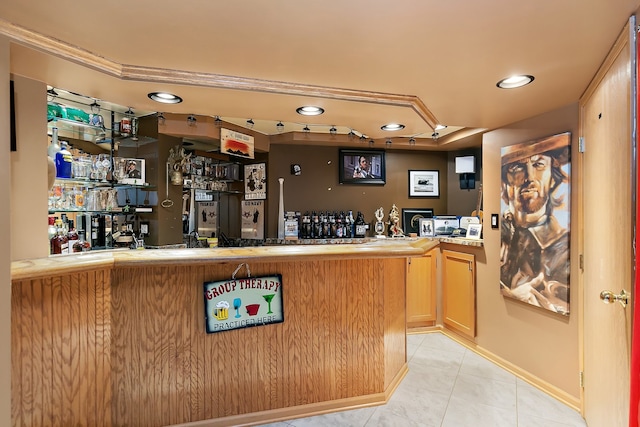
(233, 298), (242, 318)
(263, 294), (275, 314)
(213, 300), (230, 321)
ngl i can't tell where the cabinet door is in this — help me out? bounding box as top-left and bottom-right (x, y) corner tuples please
(442, 250), (475, 338)
(406, 249), (436, 328)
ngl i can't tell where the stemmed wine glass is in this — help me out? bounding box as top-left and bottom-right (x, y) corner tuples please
(233, 298), (242, 318)
(262, 294), (275, 314)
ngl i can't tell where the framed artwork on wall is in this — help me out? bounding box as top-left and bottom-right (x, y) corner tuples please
(339, 149), (386, 185)
(408, 170), (440, 197)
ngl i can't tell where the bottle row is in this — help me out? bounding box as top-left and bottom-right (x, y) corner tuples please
(49, 184), (156, 213)
(295, 210), (369, 240)
(48, 216), (90, 255)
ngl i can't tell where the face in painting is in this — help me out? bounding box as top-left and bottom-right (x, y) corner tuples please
(503, 154), (553, 226)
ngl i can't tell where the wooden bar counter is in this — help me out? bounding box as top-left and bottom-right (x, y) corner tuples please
(11, 238), (437, 427)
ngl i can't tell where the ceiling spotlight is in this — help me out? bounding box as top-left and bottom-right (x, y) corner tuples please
(360, 134), (367, 142)
(386, 139), (392, 146)
(432, 132), (439, 141)
(276, 121), (285, 132)
(329, 126), (337, 135)
(496, 74), (535, 89)
(296, 106), (325, 116)
(409, 137), (416, 145)
(157, 112), (166, 125)
(187, 114), (197, 126)
(246, 118), (255, 129)
(381, 123), (405, 131)
(435, 124), (447, 131)
(47, 87), (58, 102)
(89, 100), (101, 114)
(369, 139), (375, 146)
(125, 107), (134, 116)
(214, 116), (222, 127)
(348, 130), (356, 140)
(303, 125), (310, 133)
(148, 92), (182, 104)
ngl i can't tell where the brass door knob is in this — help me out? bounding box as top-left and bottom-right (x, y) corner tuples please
(600, 289), (629, 308)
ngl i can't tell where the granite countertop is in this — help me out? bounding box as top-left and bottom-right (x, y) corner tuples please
(12, 238), (440, 280)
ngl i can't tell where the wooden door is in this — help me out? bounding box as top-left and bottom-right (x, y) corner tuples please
(442, 250), (475, 339)
(406, 249), (437, 328)
(580, 22), (632, 427)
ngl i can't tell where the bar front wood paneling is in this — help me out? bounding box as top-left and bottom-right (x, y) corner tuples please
(11, 240), (437, 426)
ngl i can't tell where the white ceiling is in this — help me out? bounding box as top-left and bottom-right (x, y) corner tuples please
(1, 0), (639, 150)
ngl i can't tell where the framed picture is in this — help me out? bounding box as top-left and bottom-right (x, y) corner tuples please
(221, 128), (255, 159)
(419, 218), (435, 237)
(408, 170), (440, 197)
(466, 223), (482, 239)
(117, 158), (146, 185)
(241, 200), (264, 239)
(244, 163), (266, 200)
(402, 208), (435, 235)
(339, 149), (386, 185)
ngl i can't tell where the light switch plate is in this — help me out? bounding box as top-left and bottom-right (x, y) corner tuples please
(491, 214), (499, 229)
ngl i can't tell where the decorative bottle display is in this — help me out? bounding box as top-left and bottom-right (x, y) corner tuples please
(73, 231), (91, 252)
(354, 211), (367, 238)
(55, 140), (73, 179)
(47, 126), (61, 159)
(50, 219), (69, 255)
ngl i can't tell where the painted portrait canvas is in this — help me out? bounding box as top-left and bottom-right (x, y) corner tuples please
(500, 132), (571, 315)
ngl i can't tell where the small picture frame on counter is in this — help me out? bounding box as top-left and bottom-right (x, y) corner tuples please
(466, 223), (482, 239)
(117, 158), (146, 186)
(419, 218), (435, 237)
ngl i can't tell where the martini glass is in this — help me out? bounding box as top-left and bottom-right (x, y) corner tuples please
(262, 294), (275, 314)
(233, 298), (242, 318)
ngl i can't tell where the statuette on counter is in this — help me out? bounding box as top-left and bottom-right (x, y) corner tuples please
(387, 204), (404, 238)
(374, 207), (386, 238)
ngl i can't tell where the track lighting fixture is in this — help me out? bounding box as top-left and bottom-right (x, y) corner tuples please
(386, 139), (392, 146)
(369, 139), (375, 146)
(157, 112), (166, 125)
(276, 121), (285, 132)
(125, 107), (134, 116)
(247, 118), (255, 129)
(89, 100), (101, 114)
(348, 130), (356, 140)
(329, 126), (337, 135)
(47, 88), (58, 102)
(187, 114), (197, 126)
(303, 125), (310, 133)
(214, 116), (222, 127)
(432, 132), (439, 141)
(409, 137), (416, 145)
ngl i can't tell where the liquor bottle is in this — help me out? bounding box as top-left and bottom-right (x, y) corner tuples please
(320, 211), (329, 238)
(51, 219), (69, 255)
(328, 212), (336, 238)
(344, 211), (352, 238)
(354, 211), (367, 238)
(312, 211), (320, 239)
(335, 211), (344, 238)
(348, 210), (355, 238)
(73, 231), (91, 253)
(67, 219), (78, 254)
(47, 127), (61, 159)
(55, 141), (73, 179)
(301, 211), (311, 239)
(47, 216), (57, 242)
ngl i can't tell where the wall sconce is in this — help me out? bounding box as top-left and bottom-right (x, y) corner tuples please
(214, 116), (222, 127)
(290, 164), (302, 175)
(187, 114), (197, 126)
(302, 125), (310, 133)
(276, 121), (284, 132)
(329, 126), (337, 135)
(455, 155), (476, 189)
(246, 118), (255, 129)
(90, 100), (101, 114)
(157, 112), (166, 125)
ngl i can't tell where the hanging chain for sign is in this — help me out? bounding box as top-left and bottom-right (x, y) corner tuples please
(161, 162), (174, 208)
(232, 263), (251, 279)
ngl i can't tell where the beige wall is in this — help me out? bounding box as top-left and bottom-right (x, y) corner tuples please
(479, 103), (580, 398)
(10, 75), (47, 260)
(1, 35), (12, 427)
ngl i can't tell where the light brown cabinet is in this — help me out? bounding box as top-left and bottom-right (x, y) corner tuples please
(442, 249), (476, 338)
(406, 249), (437, 328)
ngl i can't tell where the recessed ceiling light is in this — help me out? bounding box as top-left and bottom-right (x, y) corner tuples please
(496, 75), (535, 89)
(381, 123), (405, 131)
(148, 92), (183, 104)
(296, 106), (325, 116)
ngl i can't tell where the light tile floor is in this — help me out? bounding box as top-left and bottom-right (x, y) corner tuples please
(257, 332), (587, 427)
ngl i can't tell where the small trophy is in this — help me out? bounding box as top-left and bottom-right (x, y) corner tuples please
(374, 207), (386, 238)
